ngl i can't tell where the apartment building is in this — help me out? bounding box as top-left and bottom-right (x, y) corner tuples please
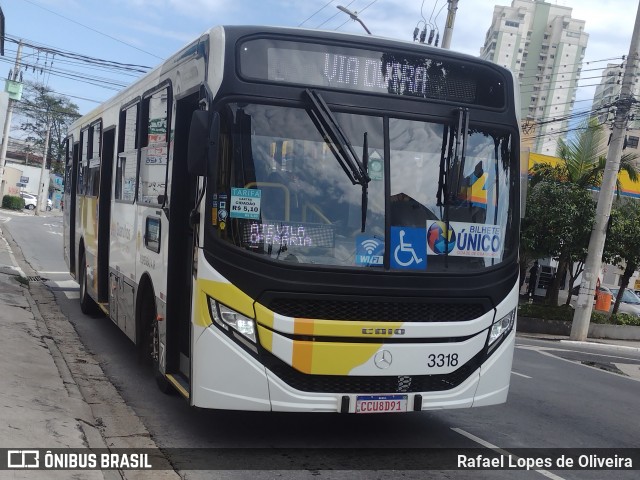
(592, 62), (640, 155)
(480, 0), (589, 155)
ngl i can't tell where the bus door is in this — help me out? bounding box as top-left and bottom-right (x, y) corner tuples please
(63, 138), (78, 275)
(97, 126), (115, 303)
(165, 91), (201, 387)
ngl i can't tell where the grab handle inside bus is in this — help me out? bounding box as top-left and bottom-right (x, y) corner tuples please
(188, 110), (220, 177)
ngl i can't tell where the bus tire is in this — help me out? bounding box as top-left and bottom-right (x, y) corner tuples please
(78, 252), (99, 315)
(141, 289), (173, 394)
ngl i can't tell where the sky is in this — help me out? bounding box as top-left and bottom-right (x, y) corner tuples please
(0, 0), (637, 126)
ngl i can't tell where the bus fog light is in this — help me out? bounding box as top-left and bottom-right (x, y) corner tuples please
(488, 309), (515, 346)
(208, 297), (256, 343)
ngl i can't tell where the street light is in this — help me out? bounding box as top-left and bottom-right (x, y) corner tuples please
(336, 5), (371, 35)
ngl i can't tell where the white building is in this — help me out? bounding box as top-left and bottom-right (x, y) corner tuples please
(592, 62), (640, 154)
(480, 0), (589, 155)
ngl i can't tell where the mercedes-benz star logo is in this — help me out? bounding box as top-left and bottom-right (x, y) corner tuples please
(374, 350), (392, 369)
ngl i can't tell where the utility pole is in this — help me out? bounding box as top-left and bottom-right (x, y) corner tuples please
(571, 0), (640, 341)
(35, 122), (50, 216)
(0, 40), (23, 197)
(441, 0), (459, 49)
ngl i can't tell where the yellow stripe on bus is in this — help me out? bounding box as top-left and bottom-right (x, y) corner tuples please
(291, 340), (382, 375)
(254, 303), (275, 329)
(194, 278), (255, 328)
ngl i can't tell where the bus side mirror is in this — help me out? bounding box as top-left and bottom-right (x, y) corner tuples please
(188, 110), (219, 176)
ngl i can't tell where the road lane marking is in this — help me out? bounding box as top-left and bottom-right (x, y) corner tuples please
(451, 427), (566, 480)
(511, 371), (531, 378)
(526, 345), (640, 382)
(64, 292), (80, 299)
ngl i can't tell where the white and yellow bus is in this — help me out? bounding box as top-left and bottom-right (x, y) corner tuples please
(63, 26), (521, 413)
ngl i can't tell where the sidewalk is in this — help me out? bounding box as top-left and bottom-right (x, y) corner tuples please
(517, 332), (640, 352)
(0, 223), (179, 479)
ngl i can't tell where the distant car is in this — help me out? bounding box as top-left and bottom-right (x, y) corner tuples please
(20, 192), (52, 211)
(608, 288), (640, 317)
(571, 285), (640, 317)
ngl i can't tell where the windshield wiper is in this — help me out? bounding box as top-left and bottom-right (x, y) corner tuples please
(448, 107), (469, 205)
(361, 132), (369, 232)
(304, 89), (370, 187)
(436, 108), (469, 267)
(437, 126), (452, 208)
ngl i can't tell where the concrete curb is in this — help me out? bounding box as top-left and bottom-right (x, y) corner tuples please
(558, 340), (640, 353)
(3, 226), (180, 479)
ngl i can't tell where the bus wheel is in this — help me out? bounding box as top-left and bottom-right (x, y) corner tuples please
(78, 253), (98, 315)
(141, 290), (173, 394)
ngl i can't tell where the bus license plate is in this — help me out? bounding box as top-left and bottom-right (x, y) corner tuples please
(355, 395), (408, 414)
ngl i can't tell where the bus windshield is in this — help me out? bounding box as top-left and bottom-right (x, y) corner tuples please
(212, 102), (516, 272)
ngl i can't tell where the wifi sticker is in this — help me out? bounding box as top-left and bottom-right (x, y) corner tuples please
(355, 235), (384, 266)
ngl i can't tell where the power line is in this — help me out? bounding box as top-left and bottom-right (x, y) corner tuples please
(335, 0), (378, 32)
(317, 0), (357, 29)
(4, 35), (151, 73)
(19, 0), (164, 60)
(299, 0), (336, 27)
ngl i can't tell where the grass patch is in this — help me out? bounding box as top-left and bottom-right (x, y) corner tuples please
(518, 303), (575, 321)
(518, 303), (640, 326)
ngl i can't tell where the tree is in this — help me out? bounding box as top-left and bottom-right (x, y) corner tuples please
(530, 118), (639, 192)
(603, 200), (640, 314)
(526, 118), (640, 305)
(520, 181), (596, 305)
(16, 82), (80, 175)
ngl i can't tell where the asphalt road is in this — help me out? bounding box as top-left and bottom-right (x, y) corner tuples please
(3, 210), (640, 480)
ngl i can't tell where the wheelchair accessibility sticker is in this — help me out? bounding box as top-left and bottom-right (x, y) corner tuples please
(391, 227), (426, 270)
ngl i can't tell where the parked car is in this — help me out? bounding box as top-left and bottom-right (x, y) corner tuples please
(570, 284), (640, 317)
(20, 192), (52, 211)
(608, 287), (640, 317)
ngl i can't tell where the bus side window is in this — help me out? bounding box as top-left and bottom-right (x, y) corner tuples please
(116, 103), (139, 203)
(138, 86), (171, 205)
(78, 129), (88, 195)
(86, 121), (102, 197)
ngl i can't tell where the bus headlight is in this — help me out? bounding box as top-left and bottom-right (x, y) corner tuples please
(208, 297), (256, 343)
(488, 308), (515, 348)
